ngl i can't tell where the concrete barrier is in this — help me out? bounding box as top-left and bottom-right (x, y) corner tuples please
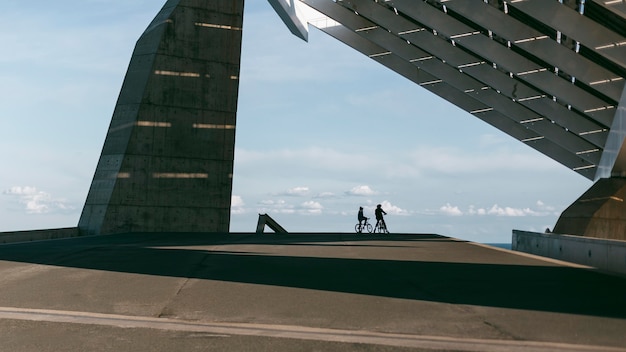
(512, 230), (626, 276)
(0, 227), (81, 245)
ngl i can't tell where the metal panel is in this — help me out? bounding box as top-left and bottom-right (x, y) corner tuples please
(443, 0), (625, 102)
(460, 63), (609, 147)
(338, 0), (608, 147)
(510, 0), (626, 69)
(470, 90), (601, 164)
(454, 34), (615, 127)
(592, 0), (626, 19)
(519, 70), (615, 127)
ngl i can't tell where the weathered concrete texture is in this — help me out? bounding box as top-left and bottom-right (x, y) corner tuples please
(553, 177), (626, 240)
(0, 227), (80, 244)
(79, 0), (244, 235)
(1, 234), (626, 351)
(513, 230), (626, 276)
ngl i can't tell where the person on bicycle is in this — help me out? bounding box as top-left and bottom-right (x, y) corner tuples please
(358, 206), (368, 226)
(375, 204), (388, 233)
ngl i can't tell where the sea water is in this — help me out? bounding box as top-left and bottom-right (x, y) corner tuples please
(484, 243), (512, 250)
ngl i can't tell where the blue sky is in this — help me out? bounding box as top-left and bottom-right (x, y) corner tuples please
(0, 1), (591, 243)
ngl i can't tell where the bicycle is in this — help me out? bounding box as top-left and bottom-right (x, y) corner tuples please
(374, 220), (389, 234)
(355, 218), (373, 233)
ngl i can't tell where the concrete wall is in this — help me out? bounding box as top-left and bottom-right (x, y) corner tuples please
(79, 0), (244, 235)
(0, 227), (80, 245)
(513, 230), (626, 276)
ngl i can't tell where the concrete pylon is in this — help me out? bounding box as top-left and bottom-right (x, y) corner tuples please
(554, 63), (626, 240)
(79, 0), (244, 235)
(553, 177), (626, 240)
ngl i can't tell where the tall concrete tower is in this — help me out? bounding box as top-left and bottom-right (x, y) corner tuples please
(79, 0), (244, 235)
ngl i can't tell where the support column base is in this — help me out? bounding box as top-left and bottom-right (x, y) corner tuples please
(553, 177), (626, 240)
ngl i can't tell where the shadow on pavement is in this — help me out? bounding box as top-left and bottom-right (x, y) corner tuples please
(0, 232), (625, 319)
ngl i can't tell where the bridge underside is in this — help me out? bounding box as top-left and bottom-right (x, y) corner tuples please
(297, 0), (626, 181)
(80, 0), (626, 239)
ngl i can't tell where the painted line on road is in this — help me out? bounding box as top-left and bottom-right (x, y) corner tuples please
(0, 307), (623, 352)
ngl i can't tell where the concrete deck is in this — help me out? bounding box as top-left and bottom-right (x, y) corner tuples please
(0, 233), (625, 351)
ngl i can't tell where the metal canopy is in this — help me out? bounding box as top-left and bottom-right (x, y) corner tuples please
(274, 0), (626, 180)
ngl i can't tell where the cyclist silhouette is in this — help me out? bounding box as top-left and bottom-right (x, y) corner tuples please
(358, 206), (368, 226)
(374, 204), (388, 233)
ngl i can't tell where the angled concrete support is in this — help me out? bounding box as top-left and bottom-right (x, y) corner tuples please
(79, 0), (245, 235)
(256, 214), (288, 234)
(553, 177), (626, 240)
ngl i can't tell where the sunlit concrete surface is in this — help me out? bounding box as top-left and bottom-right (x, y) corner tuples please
(0, 233), (624, 351)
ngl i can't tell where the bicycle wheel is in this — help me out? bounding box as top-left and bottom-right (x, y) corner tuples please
(365, 223), (373, 233)
(355, 223), (362, 233)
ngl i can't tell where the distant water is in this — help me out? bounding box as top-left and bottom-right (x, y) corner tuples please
(484, 243), (512, 250)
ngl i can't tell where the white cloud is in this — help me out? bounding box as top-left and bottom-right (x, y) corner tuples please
(440, 203), (463, 216)
(487, 205), (524, 216)
(258, 199), (295, 214)
(477, 133), (507, 147)
(259, 199), (285, 206)
(378, 201), (409, 216)
(468, 205), (487, 215)
(445, 202), (556, 217)
(487, 204), (536, 217)
(255, 198), (325, 215)
(282, 186), (310, 197)
(231, 195), (245, 207)
(234, 143), (563, 189)
(3, 186), (74, 214)
(536, 200), (556, 213)
(485, 204), (553, 217)
(300, 201), (323, 214)
(4, 186), (38, 196)
(231, 195), (246, 215)
(347, 185), (377, 196)
(315, 192), (336, 198)
(407, 145), (560, 176)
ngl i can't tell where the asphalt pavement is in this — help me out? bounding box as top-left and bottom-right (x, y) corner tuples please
(0, 232), (625, 351)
